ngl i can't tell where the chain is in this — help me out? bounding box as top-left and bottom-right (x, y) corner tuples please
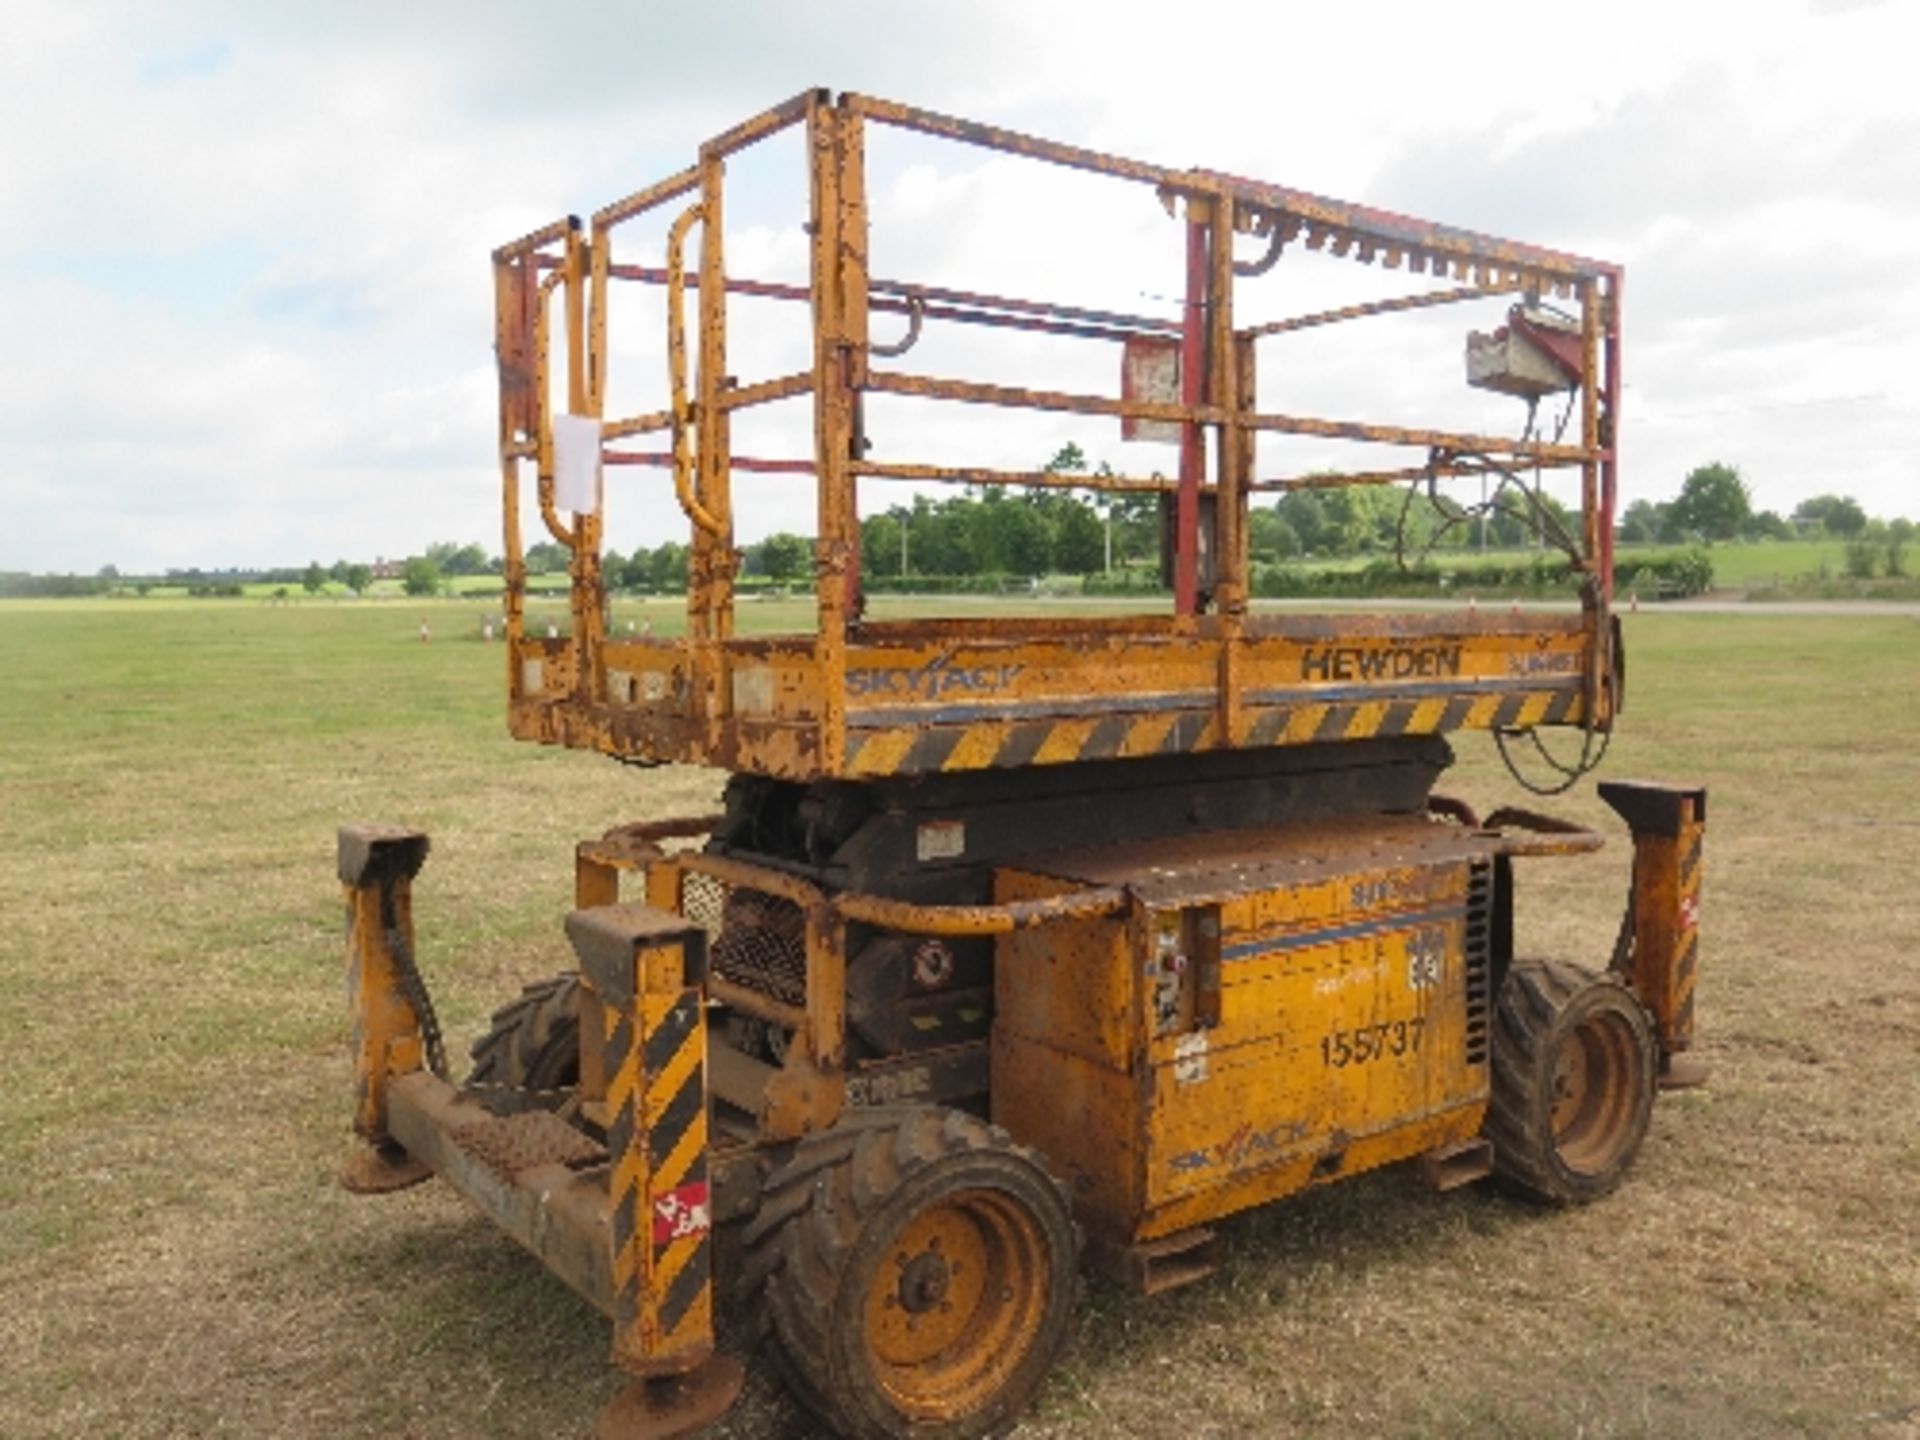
(375, 883), (592, 1124)
(380, 876), (448, 1081)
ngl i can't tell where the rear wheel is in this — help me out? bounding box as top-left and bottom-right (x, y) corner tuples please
(743, 1106), (1078, 1439)
(1486, 959), (1656, 1205)
(465, 973), (581, 1096)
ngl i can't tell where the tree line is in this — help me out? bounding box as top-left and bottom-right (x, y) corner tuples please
(10, 456), (1912, 600)
(1622, 463), (1912, 576)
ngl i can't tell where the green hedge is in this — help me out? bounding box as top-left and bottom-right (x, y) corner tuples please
(0, 573), (116, 598)
(1614, 548), (1714, 598)
(1087, 547), (1714, 601)
(862, 573), (1039, 595)
(1081, 569), (1168, 596)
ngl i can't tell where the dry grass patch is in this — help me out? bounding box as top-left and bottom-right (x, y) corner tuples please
(2, 602), (1917, 1438)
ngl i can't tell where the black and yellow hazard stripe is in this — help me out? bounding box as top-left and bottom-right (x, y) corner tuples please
(607, 985), (715, 1365)
(608, 988), (713, 1365)
(1670, 817), (1704, 1045)
(605, 996), (643, 1341)
(640, 990), (710, 1350)
(847, 708), (1219, 777)
(844, 684), (1582, 777)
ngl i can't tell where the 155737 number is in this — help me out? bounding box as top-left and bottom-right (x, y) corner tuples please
(1320, 1017), (1426, 1068)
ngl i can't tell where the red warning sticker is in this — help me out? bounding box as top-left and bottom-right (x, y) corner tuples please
(652, 1181), (711, 1245)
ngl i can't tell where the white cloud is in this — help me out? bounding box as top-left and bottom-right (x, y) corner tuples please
(2, 0), (1916, 573)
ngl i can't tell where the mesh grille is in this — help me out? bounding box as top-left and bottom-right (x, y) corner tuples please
(683, 871), (727, 939)
(703, 884), (807, 1009)
(1463, 859), (1493, 1066)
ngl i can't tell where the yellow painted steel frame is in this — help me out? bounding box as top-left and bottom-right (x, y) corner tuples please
(568, 904), (718, 1377)
(1600, 781), (1708, 1060)
(489, 90), (1624, 784)
(989, 816), (1498, 1243)
(572, 816), (1136, 1146)
(337, 826), (431, 1144)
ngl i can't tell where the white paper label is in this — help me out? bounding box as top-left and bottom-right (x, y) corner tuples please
(551, 413), (602, 514)
(1174, 1032), (1210, 1086)
(731, 666), (775, 717)
(916, 819), (965, 862)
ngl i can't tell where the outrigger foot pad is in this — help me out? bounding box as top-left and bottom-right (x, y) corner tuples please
(1659, 1053), (1710, 1091)
(338, 1140), (432, 1194)
(598, 1354), (746, 1440)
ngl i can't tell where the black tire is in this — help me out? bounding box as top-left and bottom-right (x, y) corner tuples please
(742, 1106), (1078, 1440)
(1485, 959), (1656, 1205)
(465, 973), (582, 1095)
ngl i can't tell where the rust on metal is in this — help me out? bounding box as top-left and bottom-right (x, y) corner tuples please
(843, 91), (1193, 190)
(1599, 781), (1708, 1068)
(833, 884), (1131, 938)
(1242, 408), (1587, 465)
(1252, 458), (1529, 494)
(491, 213), (578, 263)
(337, 825), (431, 1153)
(488, 89), (1623, 777)
(592, 163), (703, 232)
(337, 1141), (431, 1195)
(1175, 204), (1210, 616)
(852, 460), (1172, 493)
(1480, 806), (1606, 858)
(385, 1071), (619, 1316)
(1199, 167), (1616, 285)
(602, 260), (1179, 344)
(664, 202), (722, 539)
(451, 1108), (607, 1180)
(368, 89), (1682, 1440)
(699, 87), (819, 160)
(602, 407), (676, 441)
(1244, 281), (1528, 340)
(715, 370), (815, 414)
(529, 266), (579, 552)
(708, 976), (808, 1033)
(597, 1354), (748, 1440)
(866, 368), (1226, 430)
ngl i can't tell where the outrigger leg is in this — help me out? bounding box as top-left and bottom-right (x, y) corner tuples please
(1599, 781), (1710, 1090)
(339, 828), (746, 1436)
(337, 825), (435, 1193)
(568, 904), (746, 1436)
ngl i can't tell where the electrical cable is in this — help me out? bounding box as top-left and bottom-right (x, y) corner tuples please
(1384, 383), (1612, 794)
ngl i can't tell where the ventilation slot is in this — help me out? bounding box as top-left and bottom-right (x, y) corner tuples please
(1463, 859), (1494, 1067)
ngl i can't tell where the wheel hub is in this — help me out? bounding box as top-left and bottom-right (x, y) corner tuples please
(896, 1250), (951, 1314)
(1551, 1012), (1638, 1173)
(862, 1188), (1046, 1413)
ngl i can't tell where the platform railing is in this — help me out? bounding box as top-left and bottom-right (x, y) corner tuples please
(490, 89), (1622, 768)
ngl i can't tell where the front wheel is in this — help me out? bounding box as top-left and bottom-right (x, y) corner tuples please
(744, 1106), (1078, 1439)
(465, 973), (581, 1097)
(1485, 959), (1656, 1205)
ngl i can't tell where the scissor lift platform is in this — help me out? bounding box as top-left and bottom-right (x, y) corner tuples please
(332, 88), (1702, 1440)
(511, 609), (1605, 782)
(491, 89), (1622, 788)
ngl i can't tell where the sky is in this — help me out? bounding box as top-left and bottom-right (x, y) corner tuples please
(2, 0), (1915, 574)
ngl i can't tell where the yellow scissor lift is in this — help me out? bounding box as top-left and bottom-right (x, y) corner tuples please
(340, 90), (1707, 1440)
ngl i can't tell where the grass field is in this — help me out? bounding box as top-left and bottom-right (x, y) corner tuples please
(79, 533), (1862, 606)
(1660, 537), (1845, 587)
(2, 598), (1917, 1439)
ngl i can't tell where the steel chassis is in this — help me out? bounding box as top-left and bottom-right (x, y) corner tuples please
(338, 90), (1701, 1440)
